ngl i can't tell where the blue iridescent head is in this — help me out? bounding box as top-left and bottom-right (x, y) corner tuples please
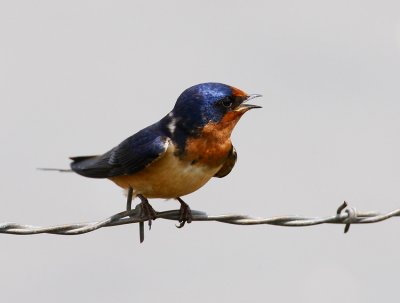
(170, 82), (261, 131)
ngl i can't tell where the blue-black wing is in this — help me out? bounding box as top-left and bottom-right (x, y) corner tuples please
(214, 146), (237, 178)
(70, 127), (169, 178)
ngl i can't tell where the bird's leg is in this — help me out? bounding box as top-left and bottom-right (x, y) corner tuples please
(126, 187), (145, 243)
(176, 197), (192, 228)
(137, 194), (157, 230)
(126, 187), (133, 211)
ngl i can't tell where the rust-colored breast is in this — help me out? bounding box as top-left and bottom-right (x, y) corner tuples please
(185, 110), (245, 167)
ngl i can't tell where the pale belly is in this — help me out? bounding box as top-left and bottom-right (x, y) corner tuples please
(109, 145), (223, 198)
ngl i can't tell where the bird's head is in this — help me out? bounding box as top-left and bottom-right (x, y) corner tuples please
(169, 82), (262, 134)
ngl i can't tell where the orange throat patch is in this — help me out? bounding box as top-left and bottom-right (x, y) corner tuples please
(184, 110), (244, 167)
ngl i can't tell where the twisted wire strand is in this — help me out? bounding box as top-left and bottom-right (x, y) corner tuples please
(0, 202), (399, 237)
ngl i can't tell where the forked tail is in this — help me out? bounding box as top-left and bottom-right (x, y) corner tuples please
(38, 155), (98, 174)
(37, 168), (73, 172)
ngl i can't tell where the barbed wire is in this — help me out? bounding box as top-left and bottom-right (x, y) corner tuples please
(0, 201), (399, 242)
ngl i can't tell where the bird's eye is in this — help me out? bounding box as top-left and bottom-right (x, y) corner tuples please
(220, 97), (233, 108)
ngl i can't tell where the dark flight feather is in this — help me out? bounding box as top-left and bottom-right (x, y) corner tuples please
(214, 146), (237, 178)
(70, 125), (169, 178)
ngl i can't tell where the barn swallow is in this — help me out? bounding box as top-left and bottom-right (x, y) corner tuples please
(53, 83), (261, 232)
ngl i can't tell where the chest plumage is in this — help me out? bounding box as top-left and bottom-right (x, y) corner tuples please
(184, 110), (243, 166)
(110, 142), (223, 198)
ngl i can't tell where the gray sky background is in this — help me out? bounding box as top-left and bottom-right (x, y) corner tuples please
(1, 1), (400, 302)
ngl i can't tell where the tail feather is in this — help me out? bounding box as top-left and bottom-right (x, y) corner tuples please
(38, 155), (100, 174)
(70, 154), (111, 178)
(69, 155), (97, 162)
(40, 154), (110, 178)
(37, 168), (72, 173)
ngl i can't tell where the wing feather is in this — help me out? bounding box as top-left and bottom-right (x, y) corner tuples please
(70, 127), (169, 178)
(214, 146), (237, 178)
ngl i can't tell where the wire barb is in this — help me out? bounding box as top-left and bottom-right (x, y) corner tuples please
(0, 201), (399, 240)
(335, 201), (357, 233)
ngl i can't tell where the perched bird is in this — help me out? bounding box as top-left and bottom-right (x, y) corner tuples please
(60, 83), (261, 229)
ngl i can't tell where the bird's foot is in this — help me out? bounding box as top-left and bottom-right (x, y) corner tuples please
(176, 197), (192, 228)
(138, 194), (157, 230)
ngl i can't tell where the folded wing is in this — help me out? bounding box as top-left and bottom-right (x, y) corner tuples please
(214, 146), (237, 178)
(70, 128), (169, 178)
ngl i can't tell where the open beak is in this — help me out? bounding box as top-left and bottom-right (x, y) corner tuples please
(235, 94), (262, 112)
